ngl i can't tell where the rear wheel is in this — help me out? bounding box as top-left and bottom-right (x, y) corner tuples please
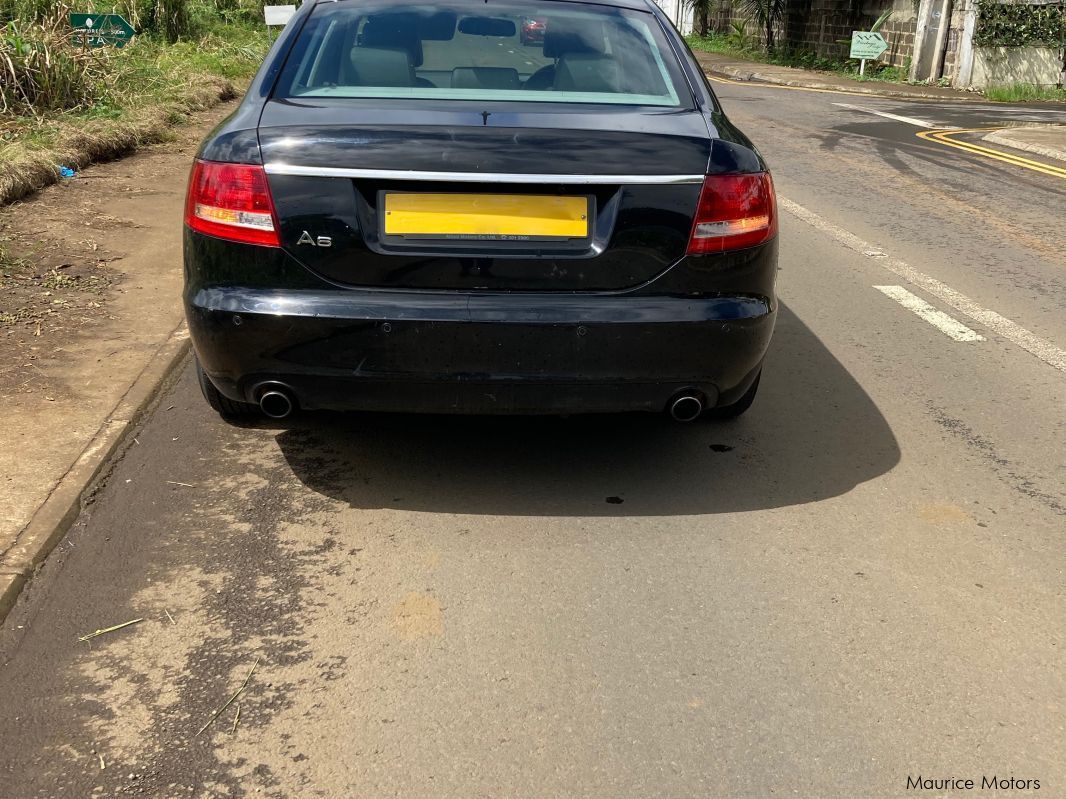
(706, 371), (761, 420)
(195, 358), (258, 419)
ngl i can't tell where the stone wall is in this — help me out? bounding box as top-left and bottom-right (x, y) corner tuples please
(709, 0), (918, 69)
(878, 8), (918, 69)
(970, 45), (1065, 87)
(704, 0), (1065, 87)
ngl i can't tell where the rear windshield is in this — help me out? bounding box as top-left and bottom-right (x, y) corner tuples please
(275, 0), (691, 108)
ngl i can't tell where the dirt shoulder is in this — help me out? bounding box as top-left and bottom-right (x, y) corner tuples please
(0, 99), (239, 569)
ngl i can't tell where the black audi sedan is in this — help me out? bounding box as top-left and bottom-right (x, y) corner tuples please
(184, 0), (777, 422)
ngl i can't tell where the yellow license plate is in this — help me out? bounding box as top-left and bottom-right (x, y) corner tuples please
(383, 193), (589, 239)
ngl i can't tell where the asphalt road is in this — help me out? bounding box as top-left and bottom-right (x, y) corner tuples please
(1, 82), (1064, 798)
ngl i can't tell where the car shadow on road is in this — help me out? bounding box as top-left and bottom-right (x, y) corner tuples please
(274, 303), (900, 515)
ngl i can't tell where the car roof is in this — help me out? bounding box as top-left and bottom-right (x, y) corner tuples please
(316, 0), (657, 12)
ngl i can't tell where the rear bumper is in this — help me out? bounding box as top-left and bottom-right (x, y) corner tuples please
(186, 287), (775, 414)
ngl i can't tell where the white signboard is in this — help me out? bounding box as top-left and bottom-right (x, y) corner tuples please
(264, 5), (296, 26)
(850, 31), (889, 60)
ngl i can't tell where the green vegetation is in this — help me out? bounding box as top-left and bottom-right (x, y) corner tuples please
(736, 0), (784, 52)
(983, 83), (1066, 103)
(974, 0), (1065, 48)
(725, 20), (750, 51)
(685, 0), (715, 37)
(0, 1), (271, 205)
(686, 33), (910, 84)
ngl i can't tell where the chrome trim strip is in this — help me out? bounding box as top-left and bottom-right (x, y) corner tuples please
(263, 163), (705, 185)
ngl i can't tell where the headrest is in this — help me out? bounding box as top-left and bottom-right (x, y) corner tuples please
(362, 13), (424, 67)
(543, 19), (606, 59)
(555, 54), (621, 93)
(348, 47), (414, 87)
(451, 67), (521, 90)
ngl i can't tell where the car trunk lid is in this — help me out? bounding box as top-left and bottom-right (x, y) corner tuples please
(259, 101), (712, 291)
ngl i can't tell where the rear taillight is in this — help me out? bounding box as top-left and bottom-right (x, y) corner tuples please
(184, 159), (280, 247)
(687, 172), (777, 255)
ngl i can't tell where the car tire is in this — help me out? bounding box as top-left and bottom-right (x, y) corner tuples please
(195, 358), (258, 419)
(705, 370), (760, 420)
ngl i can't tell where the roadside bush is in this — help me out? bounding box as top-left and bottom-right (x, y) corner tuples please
(152, 0), (193, 42)
(0, 0), (269, 206)
(0, 14), (111, 114)
(974, 0), (1064, 48)
(0, 0), (56, 24)
(738, 0), (785, 52)
(0, 0), (199, 39)
(0, 0), (267, 116)
(119, 0), (195, 41)
(212, 0), (267, 24)
(726, 19), (750, 49)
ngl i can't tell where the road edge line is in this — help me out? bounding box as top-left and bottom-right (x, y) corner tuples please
(0, 322), (192, 623)
(779, 196), (1066, 373)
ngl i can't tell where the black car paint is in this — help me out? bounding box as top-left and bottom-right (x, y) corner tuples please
(258, 103), (738, 291)
(185, 0), (777, 415)
(184, 241), (772, 414)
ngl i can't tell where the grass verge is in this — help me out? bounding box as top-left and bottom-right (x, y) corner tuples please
(983, 84), (1066, 103)
(0, 18), (270, 207)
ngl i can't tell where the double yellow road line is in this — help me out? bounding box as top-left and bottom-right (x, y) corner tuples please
(707, 72), (1066, 181)
(916, 128), (1066, 181)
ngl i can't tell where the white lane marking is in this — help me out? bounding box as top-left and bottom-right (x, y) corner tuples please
(779, 195), (1066, 373)
(874, 285), (985, 342)
(832, 102), (943, 129)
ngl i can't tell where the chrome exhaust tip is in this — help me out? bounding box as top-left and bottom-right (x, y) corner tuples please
(668, 393), (704, 423)
(259, 389), (294, 420)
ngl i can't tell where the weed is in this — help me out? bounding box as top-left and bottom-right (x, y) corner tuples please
(0, 307), (35, 324)
(686, 33), (734, 55)
(0, 7), (269, 205)
(0, 14), (114, 115)
(40, 269), (113, 292)
(726, 20), (750, 51)
(983, 83), (1066, 103)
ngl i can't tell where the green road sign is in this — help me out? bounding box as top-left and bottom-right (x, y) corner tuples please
(70, 13), (135, 48)
(850, 31), (888, 60)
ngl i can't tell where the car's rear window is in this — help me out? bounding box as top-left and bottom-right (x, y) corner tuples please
(275, 0), (691, 108)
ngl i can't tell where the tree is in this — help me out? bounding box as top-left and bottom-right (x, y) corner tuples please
(738, 0), (786, 52)
(685, 0), (715, 36)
